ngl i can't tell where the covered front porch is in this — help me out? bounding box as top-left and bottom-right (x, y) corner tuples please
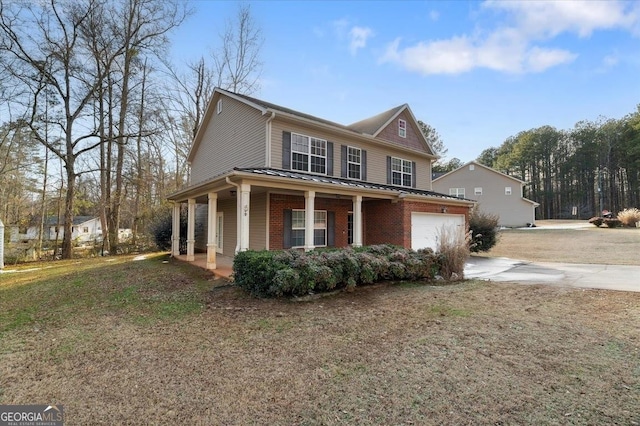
(167, 168), (473, 272)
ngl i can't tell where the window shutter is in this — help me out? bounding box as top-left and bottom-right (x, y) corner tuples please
(412, 161), (417, 188)
(327, 141), (334, 175)
(386, 156), (392, 184)
(341, 145), (347, 178)
(327, 211), (335, 247)
(283, 209), (292, 249)
(282, 132), (291, 170)
(361, 150), (367, 181)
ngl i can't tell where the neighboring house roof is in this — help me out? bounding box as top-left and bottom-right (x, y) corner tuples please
(432, 161), (539, 207)
(188, 88), (436, 163)
(168, 167), (474, 206)
(46, 216), (97, 226)
(432, 160), (527, 185)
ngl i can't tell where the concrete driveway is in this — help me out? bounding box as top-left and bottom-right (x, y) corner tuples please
(465, 256), (640, 292)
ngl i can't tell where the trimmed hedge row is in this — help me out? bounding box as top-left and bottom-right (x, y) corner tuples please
(233, 244), (442, 297)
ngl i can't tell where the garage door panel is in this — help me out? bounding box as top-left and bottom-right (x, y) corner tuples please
(411, 213), (465, 251)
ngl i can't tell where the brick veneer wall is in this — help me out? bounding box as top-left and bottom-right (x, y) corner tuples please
(270, 193), (470, 250)
(269, 193), (352, 250)
(364, 199), (470, 248)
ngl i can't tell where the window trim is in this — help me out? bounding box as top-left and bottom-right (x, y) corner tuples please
(347, 146), (362, 180)
(216, 99), (222, 114)
(291, 132), (327, 175)
(398, 119), (407, 138)
(505, 186), (512, 196)
(391, 156), (413, 187)
(474, 187), (483, 195)
(449, 188), (465, 198)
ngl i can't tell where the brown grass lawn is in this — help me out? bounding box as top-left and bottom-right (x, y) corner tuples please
(480, 221), (640, 265)
(1, 247), (639, 424)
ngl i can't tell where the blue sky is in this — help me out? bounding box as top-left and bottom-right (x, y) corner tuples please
(170, 0), (640, 162)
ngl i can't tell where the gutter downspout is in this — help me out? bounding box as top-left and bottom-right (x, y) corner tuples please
(264, 111), (276, 167)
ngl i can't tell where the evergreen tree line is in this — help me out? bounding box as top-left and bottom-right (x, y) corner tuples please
(477, 108), (640, 220)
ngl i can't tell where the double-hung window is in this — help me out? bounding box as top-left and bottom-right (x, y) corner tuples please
(450, 188), (465, 198)
(391, 157), (413, 187)
(291, 133), (327, 174)
(347, 146), (361, 179)
(290, 210), (327, 247)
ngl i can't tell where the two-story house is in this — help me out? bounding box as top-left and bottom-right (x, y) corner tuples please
(167, 88), (474, 271)
(432, 161), (539, 227)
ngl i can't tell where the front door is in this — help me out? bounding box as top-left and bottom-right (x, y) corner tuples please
(216, 212), (223, 254)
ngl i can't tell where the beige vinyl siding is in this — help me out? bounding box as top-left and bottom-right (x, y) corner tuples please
(217, 199), (236, 256)
(194, 194), (267, 256)
(249, 193), (267, 250)
(270, 119), (432, 190)
(190, 96), (267, 185)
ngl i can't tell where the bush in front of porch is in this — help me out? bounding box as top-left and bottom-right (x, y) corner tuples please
(233, 245), (445, 298)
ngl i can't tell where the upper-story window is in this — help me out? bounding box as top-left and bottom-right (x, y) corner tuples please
(505, 186), (512, 195)
(474, 187), (483, 195)
(216, 99), (223, 114)
(291, 133), (327, 174)
(347, 146), (361, 179)
(450, 188), (465, 198)
(398, 119), (407, 138)
(391, 157), (413, 187)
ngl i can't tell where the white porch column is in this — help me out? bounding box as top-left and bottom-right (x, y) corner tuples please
(171, 203), (181, 256)
(235, 183), (251, 253)
(187, 198), (196, 261)
(304, 190), (316, 251)
(353, 195), (363, 247)
(206, 192), (218, 269)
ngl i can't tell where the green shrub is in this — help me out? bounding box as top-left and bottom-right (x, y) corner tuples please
(588, 217), (604, 227)
(469, 209), (499, 253)
(604, 218), (622, 228)
(233, 245), (443, 298)
(617, 208), (640, 227)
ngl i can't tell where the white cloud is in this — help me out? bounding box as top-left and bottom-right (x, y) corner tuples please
(429, 10), (440, 22)
(349, 26), (374, 55)
(483, 0), (638, 38)
(380, 0), (637, 75)
(525, 47), (578, 72)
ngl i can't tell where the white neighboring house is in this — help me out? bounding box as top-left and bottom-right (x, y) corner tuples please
(432, 161), (539, 228)
(8, 225), (40, 242)
(47, 216), (103, 244)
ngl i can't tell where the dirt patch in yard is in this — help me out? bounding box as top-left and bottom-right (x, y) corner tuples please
(1, 256), (638, 425)
(479, 225), (639, 265)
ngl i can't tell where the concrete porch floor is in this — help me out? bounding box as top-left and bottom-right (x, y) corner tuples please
(174, 253), (234, 280)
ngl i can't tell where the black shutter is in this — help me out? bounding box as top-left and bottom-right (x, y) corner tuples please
(341, 145), (347, 178)
(386, 156), (392, 185)
(361, 149), (367, 181)
(412, 161), (417, 188)
(282, 132), (291, 170)
(327, 141), (334, 175)
(327, 211), (335, 247)
(283, 209), (292, 249)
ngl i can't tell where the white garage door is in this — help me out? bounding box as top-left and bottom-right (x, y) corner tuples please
(411, 212), (466, 251)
